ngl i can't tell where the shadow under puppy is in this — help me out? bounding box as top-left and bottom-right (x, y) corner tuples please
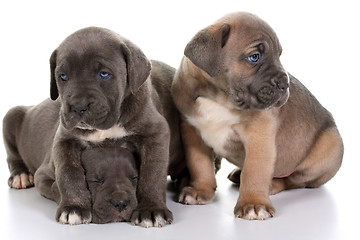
(172, 12), (343, 220)
(3, 27), (184, 227)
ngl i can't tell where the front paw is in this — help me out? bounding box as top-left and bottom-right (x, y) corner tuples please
(234, 198), (275, 220)
(178, 186), (215, 205)
(8, 173), (34, 189)
(56, 205), (92, 225)
(131, 206), (173, 228)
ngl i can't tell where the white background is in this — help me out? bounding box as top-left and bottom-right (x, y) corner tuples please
(0, 0), (359, 239)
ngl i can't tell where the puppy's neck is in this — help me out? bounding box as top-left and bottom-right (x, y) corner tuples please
(181, 57), (238, 110)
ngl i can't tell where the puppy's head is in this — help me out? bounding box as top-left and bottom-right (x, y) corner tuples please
(81, 147), (139, 224)
(50, 27), (151, 130)
(185, 12), (290, 110)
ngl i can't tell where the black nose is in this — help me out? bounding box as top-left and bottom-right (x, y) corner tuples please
(71, 103), (89, 116)
(111, 199), (129, 212)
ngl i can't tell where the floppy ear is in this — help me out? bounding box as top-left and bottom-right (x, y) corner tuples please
(120, 40), (151, 94)
(184, 23), (230, 77)
(50, 50), (58, 100)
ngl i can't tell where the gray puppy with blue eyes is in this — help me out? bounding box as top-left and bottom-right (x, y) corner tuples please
(3, 27), (184, 227)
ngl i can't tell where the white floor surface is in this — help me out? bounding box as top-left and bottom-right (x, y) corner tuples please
(0, 157), (358, 240)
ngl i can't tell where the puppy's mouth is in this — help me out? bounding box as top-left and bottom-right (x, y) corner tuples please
(60, 104), (115, 130)
(76, 121), (95, 130)
(92, 209), (131, 224)
(231, 72), (290, 110)
(256, 72), (290, 109)
(255, 84), (289, 109)
(230, 88), (289, 110)
(90, 189), (138, 224)
(91, 203), (136, 224)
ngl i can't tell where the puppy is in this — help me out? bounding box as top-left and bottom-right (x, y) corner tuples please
(36, 144), (140, 224)
(171, 12), (343, 220)
(82, 146), (138, 224)
(3, 27), (184, 227)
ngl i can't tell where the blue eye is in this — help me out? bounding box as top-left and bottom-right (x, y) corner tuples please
(247, 54), (260, 63)
(60, 74), (68, 81)
(99, 71), (111, 79)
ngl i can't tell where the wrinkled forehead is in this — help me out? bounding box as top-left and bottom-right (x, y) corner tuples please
(56, 28), (122, 65)
(222, 12), (282, 51)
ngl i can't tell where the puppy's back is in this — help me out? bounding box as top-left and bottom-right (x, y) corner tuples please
(149, 60), (185, 177)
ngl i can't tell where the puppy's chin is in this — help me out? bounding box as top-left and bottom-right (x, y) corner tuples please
(247, 87), (290, 110)
(274, 89), (290, 108)
(76, 122), (95, 130)
(231, 90), (289, 111)
(60, 112), (117, 131)
(91, 206), (134, 224)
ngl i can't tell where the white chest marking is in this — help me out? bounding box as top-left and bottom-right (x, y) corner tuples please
(186, 97), (241, 156)
(81, 125), (130, 142)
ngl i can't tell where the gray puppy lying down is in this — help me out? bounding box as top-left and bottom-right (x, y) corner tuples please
(82, 146), (138, 224)
(39, 145), (139, 224)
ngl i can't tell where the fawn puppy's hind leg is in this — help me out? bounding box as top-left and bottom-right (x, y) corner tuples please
(271, 128), (343, 195)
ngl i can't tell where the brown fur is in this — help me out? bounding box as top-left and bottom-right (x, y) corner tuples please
(171, 12), (343, 220)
